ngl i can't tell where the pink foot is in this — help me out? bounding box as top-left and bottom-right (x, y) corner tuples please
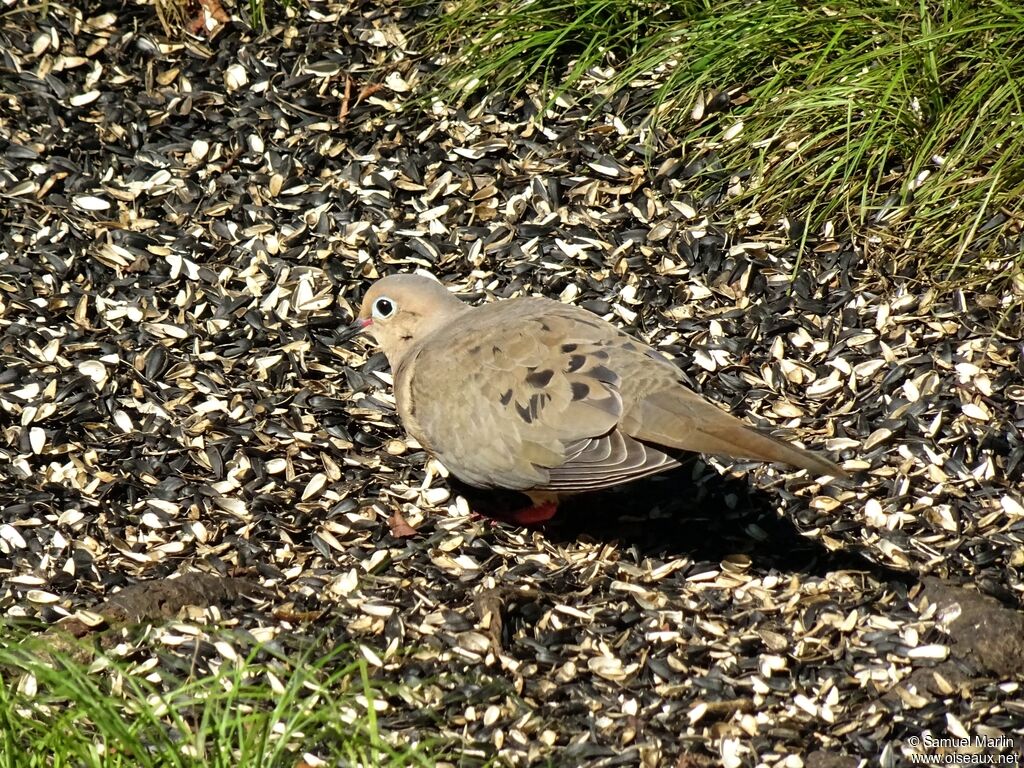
(507, 501), (559, 525)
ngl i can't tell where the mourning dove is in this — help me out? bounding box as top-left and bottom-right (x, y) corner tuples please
(351, 274), (847, 523)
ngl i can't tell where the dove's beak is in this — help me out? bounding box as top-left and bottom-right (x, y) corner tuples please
(336, 317), (372, 343)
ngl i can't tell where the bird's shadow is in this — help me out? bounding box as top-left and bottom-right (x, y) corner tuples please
(452, 464), (911, 585)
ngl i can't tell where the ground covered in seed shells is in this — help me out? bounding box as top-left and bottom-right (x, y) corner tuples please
(1, 1), (1023, 766)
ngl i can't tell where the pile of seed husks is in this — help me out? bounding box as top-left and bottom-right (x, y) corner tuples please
(0, 1), (1021, 765)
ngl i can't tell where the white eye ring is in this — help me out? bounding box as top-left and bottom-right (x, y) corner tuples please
(372, 296), (396, 320)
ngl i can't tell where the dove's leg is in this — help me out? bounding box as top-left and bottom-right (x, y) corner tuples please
(458, 488), (561, 526)
(507, 501), (559, 525)
(504, 491), (562, 525)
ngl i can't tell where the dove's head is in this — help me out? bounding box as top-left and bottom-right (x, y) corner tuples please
(355, 274), (467, 368)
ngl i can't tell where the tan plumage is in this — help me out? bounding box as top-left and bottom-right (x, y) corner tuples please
(354, 274), (847, 505)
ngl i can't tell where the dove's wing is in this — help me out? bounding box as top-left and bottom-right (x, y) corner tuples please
(395, 298), (681, 492)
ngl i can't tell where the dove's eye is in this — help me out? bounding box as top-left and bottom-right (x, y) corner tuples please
(372, 297), (396, 319)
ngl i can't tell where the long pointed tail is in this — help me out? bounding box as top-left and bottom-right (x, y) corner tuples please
(624, 389), (848, 479)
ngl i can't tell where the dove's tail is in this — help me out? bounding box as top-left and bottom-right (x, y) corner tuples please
(625, 389), (849, 480)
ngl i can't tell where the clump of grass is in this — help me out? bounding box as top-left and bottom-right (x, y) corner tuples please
(0, 626), (434, 768)
(420, 0), (1024, 303)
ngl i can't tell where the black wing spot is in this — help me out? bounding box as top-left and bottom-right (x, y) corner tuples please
(529, 393), (546, 419)
(589, 364), (617, 383)
(593, 349), (610, 360)
(567, 354), (586, 372)
(571, 382), (590, 401)
(561, 343), (578, 353)
(525, 368), (554, 387)
(516, 401), (533, 423)
(468, 345), (481, 355)
(621, 342), (637, 352)
(499, 389), (513, 406)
